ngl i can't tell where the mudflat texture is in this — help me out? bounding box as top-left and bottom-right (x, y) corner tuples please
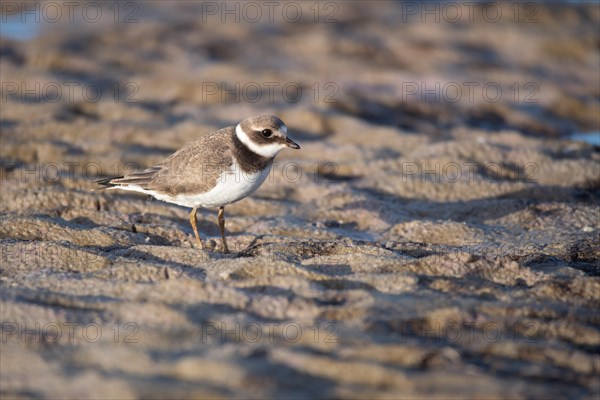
(1, 2), (599, 399)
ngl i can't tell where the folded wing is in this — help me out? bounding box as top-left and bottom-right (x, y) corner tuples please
(96, 127), (234, 196)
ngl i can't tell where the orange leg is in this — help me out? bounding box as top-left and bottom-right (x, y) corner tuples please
(217, 206), (229, 254)
(189, 207), (203, 249)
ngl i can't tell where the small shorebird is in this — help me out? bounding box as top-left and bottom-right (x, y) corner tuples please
(97, 115), (300, 253)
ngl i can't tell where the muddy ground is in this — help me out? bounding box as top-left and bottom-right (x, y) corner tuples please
(1, 2), (599, 399)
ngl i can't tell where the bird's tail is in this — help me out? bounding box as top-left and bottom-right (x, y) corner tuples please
(94, 176), (123, 190)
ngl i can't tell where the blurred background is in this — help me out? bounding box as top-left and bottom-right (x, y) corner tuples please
(2, 1), (598, 143)
(1, 1), (599, 399)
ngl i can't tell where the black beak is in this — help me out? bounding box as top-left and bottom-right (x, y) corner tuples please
(285, 137), (300, 149)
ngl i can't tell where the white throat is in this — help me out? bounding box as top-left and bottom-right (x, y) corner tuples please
(235, 124), (286, 158)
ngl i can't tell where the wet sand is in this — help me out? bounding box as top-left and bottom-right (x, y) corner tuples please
(1, 2), (599, 399)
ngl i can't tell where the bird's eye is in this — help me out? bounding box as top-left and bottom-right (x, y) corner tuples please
(261, 129), (273, 138)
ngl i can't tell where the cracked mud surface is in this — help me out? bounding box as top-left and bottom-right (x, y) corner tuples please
(1, 2), (599, 399)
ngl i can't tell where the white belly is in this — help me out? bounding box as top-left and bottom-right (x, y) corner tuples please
(111, 162), (272, 208)
(166, 162), (271, 207)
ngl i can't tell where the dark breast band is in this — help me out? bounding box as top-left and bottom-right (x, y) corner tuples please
(231, 131), (273, 174)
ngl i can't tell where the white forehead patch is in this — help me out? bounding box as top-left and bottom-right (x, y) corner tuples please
(236, 124), (286, 158)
